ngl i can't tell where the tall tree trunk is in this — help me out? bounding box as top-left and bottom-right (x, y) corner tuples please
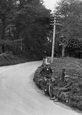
(16, 31), (19, 39)
(15, 23), (20, 40)
(20, 38), (23, 51)
(1, 15), (5, 53)
(9, 27), (11, 39)
(62, 45), (65, 57)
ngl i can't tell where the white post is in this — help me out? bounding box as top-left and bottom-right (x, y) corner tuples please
(51, 14), (56, 63)
(43, 58), (47, 64)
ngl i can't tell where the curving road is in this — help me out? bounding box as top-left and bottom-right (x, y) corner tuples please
(0, 61), (81, 115)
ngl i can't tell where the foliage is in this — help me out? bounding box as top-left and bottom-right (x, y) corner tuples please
(0, 0), (51, 59)
(34, 57), (82, 112)
(0, 52), (27, 66)
(55, 0), (82, 56)
(12, 0), (51, 58)
(0, 0), (15, 52)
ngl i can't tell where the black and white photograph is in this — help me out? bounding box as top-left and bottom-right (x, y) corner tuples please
(0, 0), (82, 114)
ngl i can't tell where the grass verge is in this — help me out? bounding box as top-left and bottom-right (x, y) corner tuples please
(34, 57), (82, 112)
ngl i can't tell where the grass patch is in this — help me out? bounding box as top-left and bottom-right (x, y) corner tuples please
(34, 57), (82, 112)
(50, 57), (82, 77)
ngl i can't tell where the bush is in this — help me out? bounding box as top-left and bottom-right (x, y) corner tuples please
(0, 53), (28, 66)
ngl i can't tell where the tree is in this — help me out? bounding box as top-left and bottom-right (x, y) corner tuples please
(0, 0), (51, 59)
(55, 0), (82, 57)
(13, 0), (51, 58)
(0, 0), (51, 60)
(0, 0), (14, 52)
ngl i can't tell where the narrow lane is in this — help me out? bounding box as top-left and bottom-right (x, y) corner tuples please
(0, 61), (81, 115)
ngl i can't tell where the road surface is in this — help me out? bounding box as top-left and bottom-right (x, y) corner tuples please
(0, 61), (81, 115)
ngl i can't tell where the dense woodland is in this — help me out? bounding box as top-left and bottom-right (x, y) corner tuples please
(0, 0), (51, 59)
(0, 0), (82, 60)
(55, 0), (82, 58)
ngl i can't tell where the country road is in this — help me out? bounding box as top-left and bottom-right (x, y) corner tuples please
(0, 61), (81, 115)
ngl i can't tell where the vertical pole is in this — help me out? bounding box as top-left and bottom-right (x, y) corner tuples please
(51, 14), (56, 63)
